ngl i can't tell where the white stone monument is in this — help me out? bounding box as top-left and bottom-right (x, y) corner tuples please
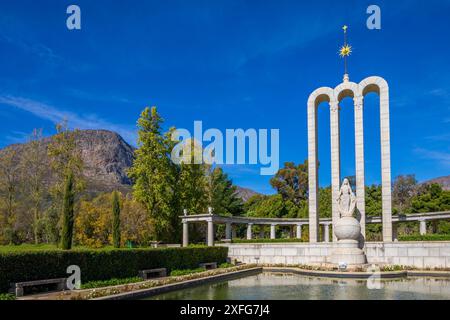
(307, 26), (393, 248)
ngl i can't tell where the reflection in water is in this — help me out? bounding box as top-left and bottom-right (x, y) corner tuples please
(147, 273), (450, 300)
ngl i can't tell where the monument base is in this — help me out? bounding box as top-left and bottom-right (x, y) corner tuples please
(331, 239), (367, 266)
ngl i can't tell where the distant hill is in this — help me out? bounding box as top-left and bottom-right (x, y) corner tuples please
(0, 129), (261, 200)
(0, 130), (135, 196)
(235, 186), (261, 202)
(422, 175), (450, 191)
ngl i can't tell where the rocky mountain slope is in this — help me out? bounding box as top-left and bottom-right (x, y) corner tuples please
(235, 186), (261, 202)
(0, 129), (261, 200)
(1, 130), (134, 195)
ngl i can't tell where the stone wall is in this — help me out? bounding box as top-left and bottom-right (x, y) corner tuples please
(224, 242), (450, 269)
(365, 242), (450, 269)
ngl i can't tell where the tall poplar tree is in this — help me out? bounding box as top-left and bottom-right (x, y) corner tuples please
(128, 107), (178, 242)
(60, 171), (75, 250)
(112, 191), (121, 248)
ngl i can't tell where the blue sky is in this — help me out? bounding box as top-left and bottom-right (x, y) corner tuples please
(0, 0), (449, 194)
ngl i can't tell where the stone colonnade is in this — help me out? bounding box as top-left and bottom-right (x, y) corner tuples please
(181, 212), (450, 247)
(181, 214), (334, 247)
(307, 76), (392, 243)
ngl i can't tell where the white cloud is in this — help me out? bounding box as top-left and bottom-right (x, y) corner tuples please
(428, 88), (449, 98)
(425, 133), (450, 142)
(414, 147), (450, 167)
(65, 88), (134, 104)
(0, 33), (62, 65)
(0, 95), (137, 144)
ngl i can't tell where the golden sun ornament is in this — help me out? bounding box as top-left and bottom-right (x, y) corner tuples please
(339, 44), (352, 58)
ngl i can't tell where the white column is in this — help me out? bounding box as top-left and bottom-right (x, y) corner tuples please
(207, 220), (214, 246)
(354, 95), (366, 241)
(324, 224), (330, 243)
(330, 101), (341, 242)
(182, 222), (189, 247)
(270, 224), (276, 239)
(380, 85), (393, 242)
(247, 224), (253, 240)
(420, 220), (427, 236)
(308, 100), (319, 243)
(225, 223), (232, 240)
(296, 224), (302, 239)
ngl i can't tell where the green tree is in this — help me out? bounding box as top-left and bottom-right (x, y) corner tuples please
(48, 121), (84, 198)
(20, 129), (47, 244)
(365, 184), (383, 241)
(318, 187), (332, 218)
(0, 148), (20, 244)
(365, 185), (382, 216)
(47, 121), (84, 244)
(112, 191), (121, 248)
(411, 184), (450, 213)
(207, 167), (243, 216)
(246, 194), (287, 218)
(178, 139), (209, 215)
(128, 107), (178, 242)
(60, 171), (75, 250)
(392, 175), (417, 214)
(270, 161), (308, 206)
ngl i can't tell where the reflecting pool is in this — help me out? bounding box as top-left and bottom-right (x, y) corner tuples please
(147, 273), (450, 300)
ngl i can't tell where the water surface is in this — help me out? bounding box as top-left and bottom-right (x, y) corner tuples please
(147, 273), (450, 300)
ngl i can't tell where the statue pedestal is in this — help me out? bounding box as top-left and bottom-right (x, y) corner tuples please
(331, 240), (367, 266)
(331, 217), (367, 266)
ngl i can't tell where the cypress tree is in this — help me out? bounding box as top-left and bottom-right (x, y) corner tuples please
(60, 171), (75, 250)
(112, 191), (121, 248)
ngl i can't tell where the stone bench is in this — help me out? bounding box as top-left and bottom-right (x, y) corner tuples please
(199, 262), (217, 270)
(12, 278), (66, 297)
(138, 268), (167, 280)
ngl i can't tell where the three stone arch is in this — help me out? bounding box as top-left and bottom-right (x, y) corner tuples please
(307, 76), (392, 243)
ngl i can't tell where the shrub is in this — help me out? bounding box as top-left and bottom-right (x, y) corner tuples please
(0, 293), (15, 300)
(379, 265), (407, 272)
(0, 246), (228, 293)
(81, 277), (142, 289)
(230, 238), (304, 244)
(219, 262), (234, 268)
(170, 268), (206, 277)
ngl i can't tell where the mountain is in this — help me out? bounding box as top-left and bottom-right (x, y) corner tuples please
(235, 186), (261, 202)
(1, 130), (135, 195)
(422, 175), (450, 191)
(74, 130), (135, 194)
(0, 129), (261, 200)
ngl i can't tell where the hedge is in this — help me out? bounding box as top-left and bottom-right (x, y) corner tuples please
(229, 238), (305, 244)
(0, 246), (228, 293)
(399, 234), (450, 241)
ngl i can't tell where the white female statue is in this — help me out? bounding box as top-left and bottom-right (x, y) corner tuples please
(336, 178), (356, 218)
(331, 178), (367, 266)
